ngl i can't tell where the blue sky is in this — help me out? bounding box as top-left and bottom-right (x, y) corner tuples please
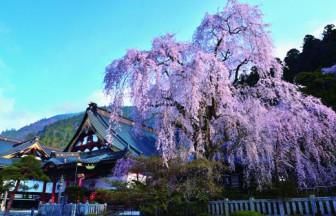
(0, 0), (335, 131)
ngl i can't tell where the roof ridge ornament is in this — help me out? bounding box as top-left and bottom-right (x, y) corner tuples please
(88, 102), (98, 113)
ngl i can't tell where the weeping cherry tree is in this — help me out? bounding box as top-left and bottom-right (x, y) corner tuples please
(104, 0), (336, 188)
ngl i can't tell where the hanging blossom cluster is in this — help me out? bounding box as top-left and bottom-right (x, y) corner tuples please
(113, 158), (134, 178)
(104, 0), (336, 188)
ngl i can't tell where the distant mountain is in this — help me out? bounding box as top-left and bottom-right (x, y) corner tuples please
(39, 114), (84, 149)
(0, 113), (84, 150)
(0, 113), (79, 140)
(0, 106), (137, 150)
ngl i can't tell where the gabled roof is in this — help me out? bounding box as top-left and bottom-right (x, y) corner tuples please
(44, 148), (127, 167)
(0, 136), (21, 154)
(64, 103), (157, 157)
(0, 137), (50, 159)
(0, 136), (59, 167)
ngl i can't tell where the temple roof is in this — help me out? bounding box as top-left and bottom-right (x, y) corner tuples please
(45, 148), (127, 167)
(0, 136), (62, 167)
(0, 136), (20, 153)
(0, 136), (25, 167)
(63, 103), (157, 157)
(0, 137), (52, 159)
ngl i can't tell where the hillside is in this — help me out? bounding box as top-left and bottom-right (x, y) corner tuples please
(0, 113), (83, 150)
(38, 114), (84, 149)
(0, 113), (78, 140)
(0, 106), (138, 150)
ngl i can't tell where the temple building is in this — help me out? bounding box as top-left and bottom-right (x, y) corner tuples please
(0, 136), (59, 209)
(0, 103), (157, 206)
(42, 102), (157, 202)
(0, 102), (243, 208)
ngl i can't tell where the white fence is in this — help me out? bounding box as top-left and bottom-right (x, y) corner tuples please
(208, 195), (336, 216)
(38, 203), (107, 216)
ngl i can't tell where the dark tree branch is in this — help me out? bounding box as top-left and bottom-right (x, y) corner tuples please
(214, 37), (223, 56)
(233, 59), (249, 84)
(220, 49), (231, 61)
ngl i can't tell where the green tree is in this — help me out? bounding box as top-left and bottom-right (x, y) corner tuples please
(283, 24), (336, 82)
(0, 156), (49, 215)
(96, 157), (224, 216)
(295, 71), (336, 110)
(283, 24), (336, 111)
(299, 35), (322, 72)
(283, 48), (300, 82)
(321, 24), (336, 67)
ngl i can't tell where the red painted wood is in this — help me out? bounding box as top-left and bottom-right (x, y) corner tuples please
(51, 181), (57, 203)
(40, 181), (47, 203)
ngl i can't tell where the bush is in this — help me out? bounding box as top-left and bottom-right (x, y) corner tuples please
(231, 211), (263, 216)
(96, 157), (224, 216)
(64, 185), (90, 203)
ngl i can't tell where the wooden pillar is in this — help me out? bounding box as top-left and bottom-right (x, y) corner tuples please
(77, 175), (85, 203)
(1, 191), (8, 211)
(57, 175), (64, 204)
(40, 181), (47, 203)
(78, 177), (83, 188)
(77, 174), (85, 188)
(51, 180), (57, 203)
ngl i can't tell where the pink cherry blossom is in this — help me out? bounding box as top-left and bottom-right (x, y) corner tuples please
(104, 0), (336, 188)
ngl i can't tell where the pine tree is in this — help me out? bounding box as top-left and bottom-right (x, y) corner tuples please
(0, 156), (49, 215)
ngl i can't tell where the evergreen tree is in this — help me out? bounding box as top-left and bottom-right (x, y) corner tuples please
(0, 156), (49, 215)
(283, 24), (336, 111)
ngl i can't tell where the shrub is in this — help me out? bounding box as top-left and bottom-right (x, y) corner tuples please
(64, 185), (89, 203)
(96, 157), (224, 216)
(231, 211), (263, 216)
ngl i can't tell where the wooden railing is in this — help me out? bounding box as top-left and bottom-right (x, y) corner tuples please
(38, 203), (107, 216)
(208, 195), (336, 216)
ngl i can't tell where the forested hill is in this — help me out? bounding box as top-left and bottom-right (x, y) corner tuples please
(39, 114), (84, 149)
(0, 113), (79, 140)
(0, 106), (138, 150)
(282, 24), (336, 111)
(0, 113), (83, 150)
